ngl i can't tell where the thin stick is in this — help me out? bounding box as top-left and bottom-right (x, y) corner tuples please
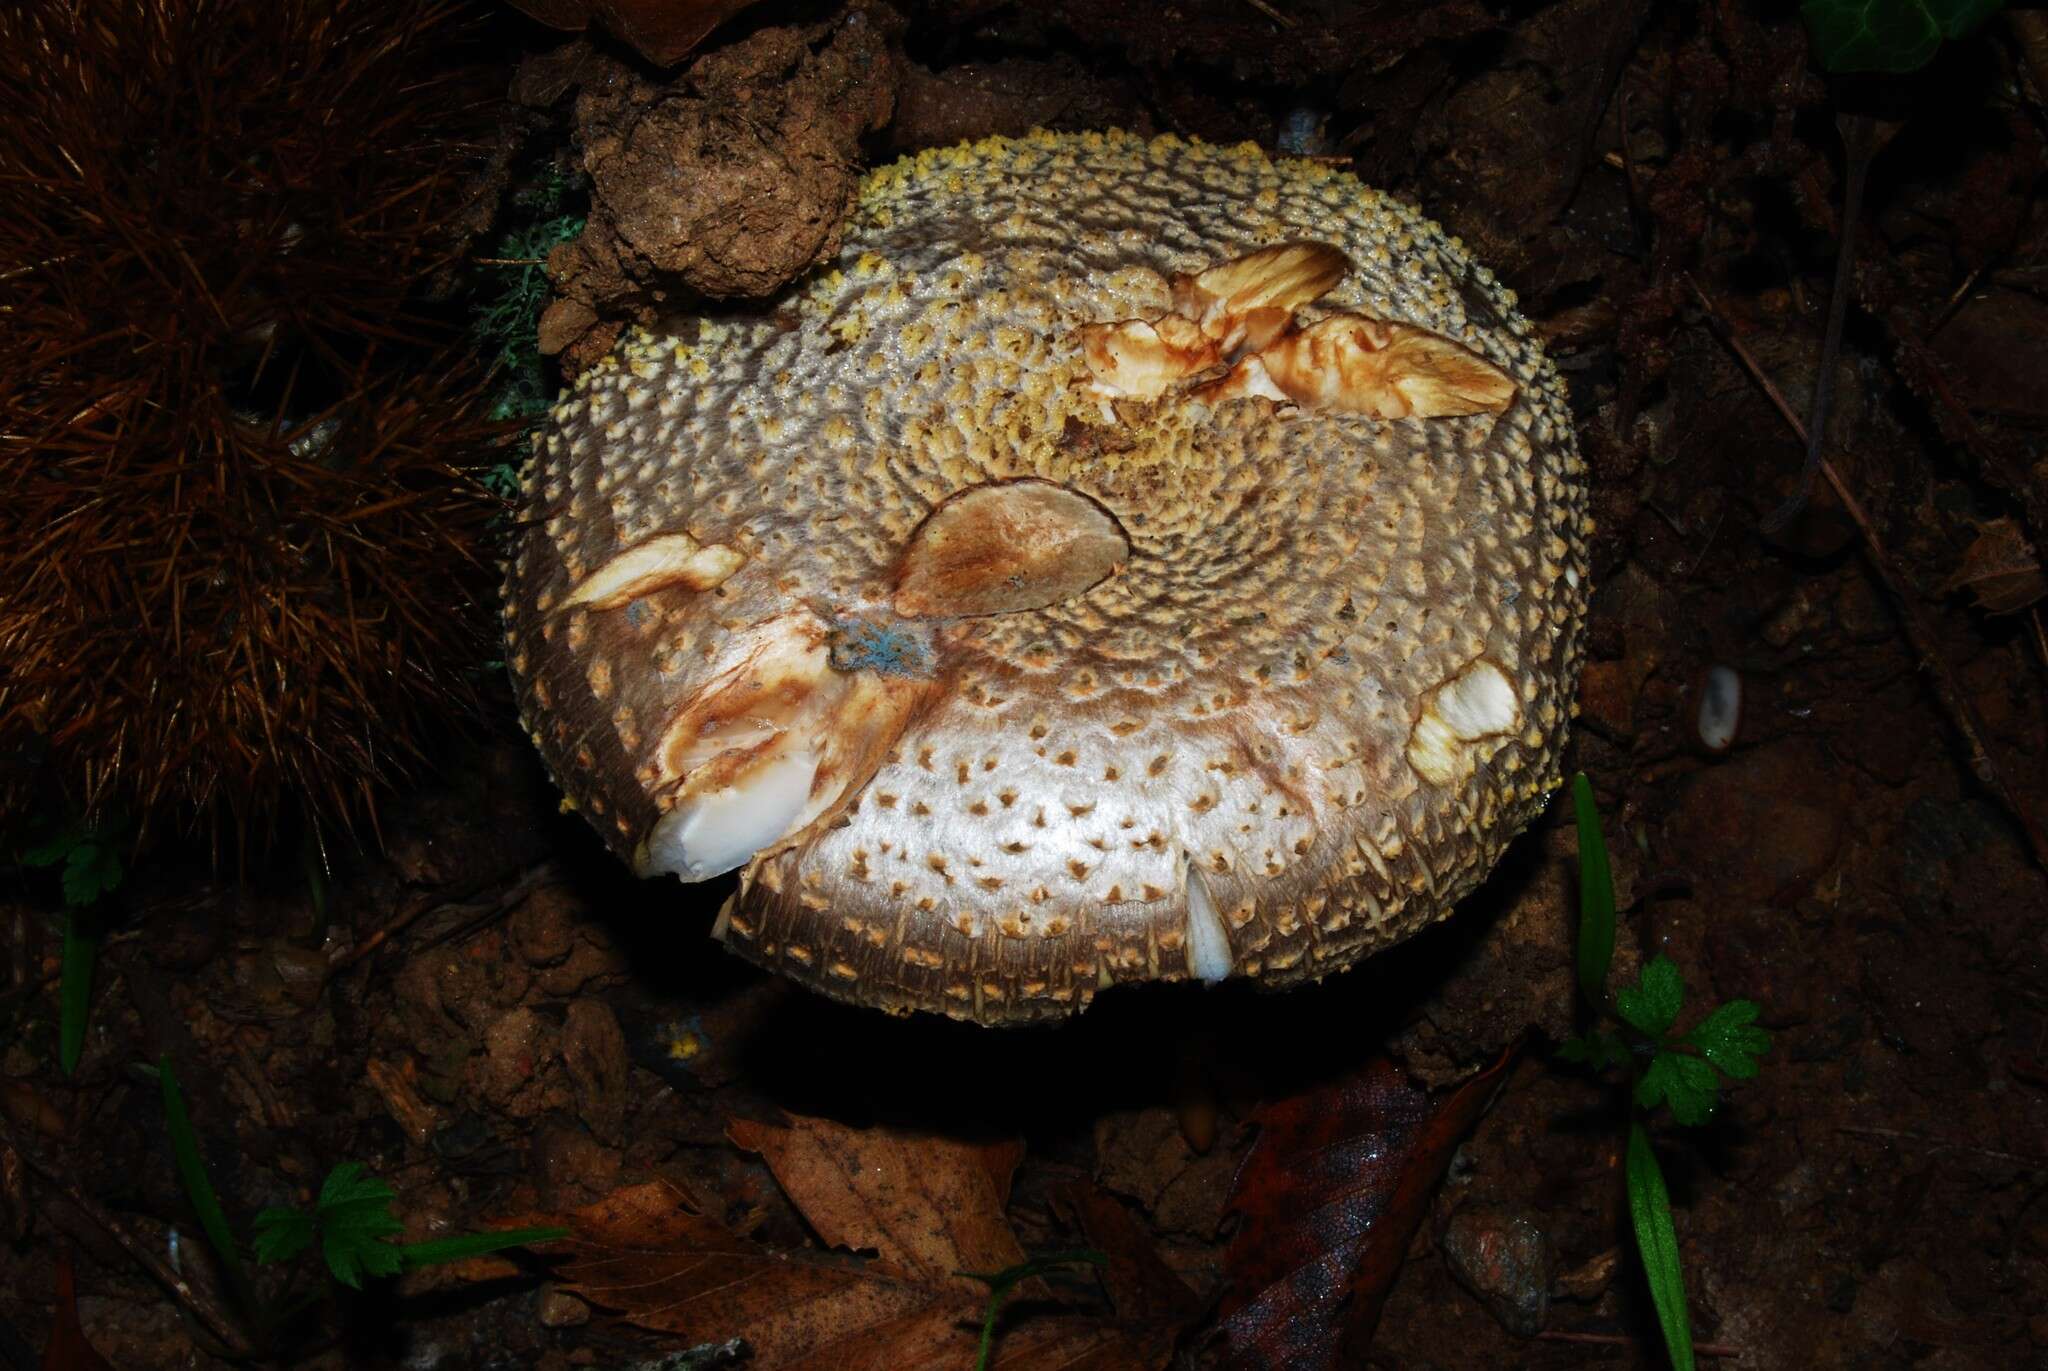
(1837, 1124), (2048, 1168)
(1688, 276), (2048, 874)
(332, 860), (559, 969)
(0, 1119), (253, 1357)
(1241, 0), (1296, 27)
(1539, 1329), (1745, 1358)
(1761, 115), (1880, 532)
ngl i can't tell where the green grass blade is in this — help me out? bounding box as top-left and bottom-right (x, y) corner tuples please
(396, 1226), (570, 1270)
(1626, 1121), (1696, 1371)
(58, 910), (96, 1075)
(964, 1249), (1106, 1371)
(159, 1056), (253, 1300)
(1571, 773), (1616, 1008)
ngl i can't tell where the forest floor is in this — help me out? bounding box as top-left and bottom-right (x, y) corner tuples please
(5, 1), (2048, 1368)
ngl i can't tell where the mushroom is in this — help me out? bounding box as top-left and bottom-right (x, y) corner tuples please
(503, 131), (1592, 1024)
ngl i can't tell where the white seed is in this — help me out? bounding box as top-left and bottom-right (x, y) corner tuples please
(1698, 665), (1741, 753)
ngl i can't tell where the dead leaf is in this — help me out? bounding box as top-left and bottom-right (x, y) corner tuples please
(512, 1179), (969, 1366)
(1943, 516), (2047, 615)
(1214, 1051), (1514, 1370)
(501, 0), (768, 66)
(1053, 1182), (1203, 1347)
(453, 1120), (1149, 1370)
(41, 1254), (116, 1371)
(728, 1112), (1027, 1291)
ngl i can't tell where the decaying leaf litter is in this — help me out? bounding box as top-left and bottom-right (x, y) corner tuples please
(6, 0), (2048, 1368)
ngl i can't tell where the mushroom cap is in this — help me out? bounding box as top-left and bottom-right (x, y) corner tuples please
(503, 131), (1591, 1025)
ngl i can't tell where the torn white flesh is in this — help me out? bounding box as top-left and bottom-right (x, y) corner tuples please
(1173, 241), (1350, 351)
(1076, 240), (1513, 419)
(1407, 659), (1521, 785)
(639, 748), (820, 881)
(1253, 315), (1517, 419)
(635, 610), (932, 882)
(1182, 859), (1234, 984)
(1192, 353), (1290, 407)
(1076, 314), (1216, 400)
(561, 531), (744, 611)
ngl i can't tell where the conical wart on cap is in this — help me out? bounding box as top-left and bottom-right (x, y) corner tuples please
(503, 130), (1591, 1025)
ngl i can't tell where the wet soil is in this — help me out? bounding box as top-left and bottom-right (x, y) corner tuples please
(5, 1), (2048, 1367)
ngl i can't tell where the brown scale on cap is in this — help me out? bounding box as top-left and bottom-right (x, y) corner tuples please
(502, 131), (1592, 1024)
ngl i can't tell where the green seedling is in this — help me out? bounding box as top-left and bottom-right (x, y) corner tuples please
(472, 165), (587, 498)
(960, 1248), (1107, 1371)
(1559, 774), (1772, 1371)
(1763, 1), (2008, 529)
(155, 1056), (566, 1349)
(252, 1160), (566, 1289)
(15, 811), (128, 1075)
(1800, 0), (2006, 73)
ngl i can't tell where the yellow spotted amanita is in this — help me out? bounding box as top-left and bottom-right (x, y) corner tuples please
(503, 131), (1591, 1023)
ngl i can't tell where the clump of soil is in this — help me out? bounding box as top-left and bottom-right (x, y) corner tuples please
(529, 2), (899, 372)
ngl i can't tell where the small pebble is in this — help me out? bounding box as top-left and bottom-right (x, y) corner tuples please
(536, 1284), (591, 1328)
(1441, 1207), (1552, 1337)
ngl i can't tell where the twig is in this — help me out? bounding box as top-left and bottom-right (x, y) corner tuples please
(1688, 276), (2048, 875)
(0, 1119), (254, 1357)
(332, 860), (560, 969)
(1924, 261), (1988, 340)
(1539, 1329), (1744, 1358)
(1762, 114), (1881, 532)
(1836, 1124), (2048, 1168)
(1240, 0), (1295, 28)
(0, 928), (143, 1011)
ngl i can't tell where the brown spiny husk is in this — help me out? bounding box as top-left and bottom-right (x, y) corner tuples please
(0, 0), (509, 850)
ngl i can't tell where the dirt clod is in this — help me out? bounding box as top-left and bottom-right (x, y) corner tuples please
(538, 4), (899, 371)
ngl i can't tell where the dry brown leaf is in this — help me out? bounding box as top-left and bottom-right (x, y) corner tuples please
(453, 1156), (1153, 1371)
(1217, 1052), (1514, 1368)
(1943, 516), (2047, 615)
(728, 1112), (1028, 1291)
(508, 1179), (975, 1366)
(40, 1254), (116, 1371)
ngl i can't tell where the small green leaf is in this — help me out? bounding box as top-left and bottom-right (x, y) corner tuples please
(159, 1057), (253, 1300)
(58, 909), (96, 1075)
(1636, 1051), (1723, 1127)
(1571, 774), (1616, 1008)
(19, 825), (82, 868)
(311, 1162), (406, 1289)
(327, 1231), (404, 1289)
(1800, 0), (2006, 74)
(61, 839), (124, 906)
(1615, 955), (1685, 1039)
(961, 1249), (1106, 1371)
(1684, 1000), (1773, 1081)
(397, 1226), (572, 1270)
(1627, 1122), (1696, 1371)
(252, 1206), (317, 1265)
(318, 1160), (397, 1211)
